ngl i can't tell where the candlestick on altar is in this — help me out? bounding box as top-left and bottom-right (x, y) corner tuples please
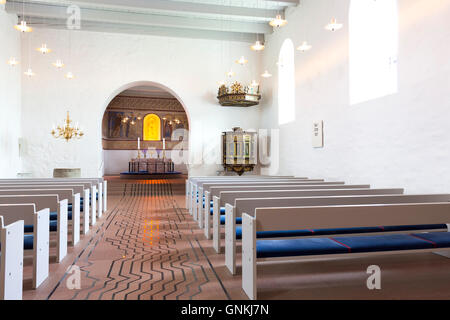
(138, 137), (140, 150)
(163, 138), (166, 150)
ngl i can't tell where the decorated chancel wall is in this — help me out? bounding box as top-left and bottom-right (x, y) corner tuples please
(102, 95), (189, 151)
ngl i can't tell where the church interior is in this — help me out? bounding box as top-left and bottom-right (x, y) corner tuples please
(0, 0), (450, 304)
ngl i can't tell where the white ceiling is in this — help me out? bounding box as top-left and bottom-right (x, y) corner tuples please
(5, 0), (299, 42)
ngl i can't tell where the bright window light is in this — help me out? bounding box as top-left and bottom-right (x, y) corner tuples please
(278, 39), (295, 125)
(349, 0), (398, 105)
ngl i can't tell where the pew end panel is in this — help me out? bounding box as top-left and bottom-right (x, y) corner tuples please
(0, 217), (24, 300)
(213, 196), (221, 253)
(83, 189), (90, 234)
(185, 180), (189, 209)
(33, 209), (50, 289)
(72, 193), (81, 245)
(204, 191), (212, 239)
(225, 203), (237, 275)
(57, 199), (68, 263)
(242, 213), (257, 301)
(91, 186), (97, 226)
(97, 182), (103, 218)
(103, 181), (107, 212)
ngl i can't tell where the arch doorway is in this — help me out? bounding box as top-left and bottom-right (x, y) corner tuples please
(101, 84), (189, 176)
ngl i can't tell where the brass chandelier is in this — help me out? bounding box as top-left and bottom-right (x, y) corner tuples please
(51, 111), (84, 142)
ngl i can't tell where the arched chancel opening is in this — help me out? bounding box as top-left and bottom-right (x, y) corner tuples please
(101, 83), (190, 176)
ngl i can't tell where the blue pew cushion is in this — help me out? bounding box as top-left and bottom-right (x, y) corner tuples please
(220, 215), (241, 225)
(257, 238), (349, 258)
(209, 207), (226, 215)
(50, 211), (72, 221)
(235, 225), (448, 240)
(331, 234), (434, 253)
(411, 232), (450, 248)
(256, 233), (444, 258)
(24, 234), (34, 250)
(25, 220), (58, 233)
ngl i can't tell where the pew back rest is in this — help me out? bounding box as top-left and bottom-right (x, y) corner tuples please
(0, 195), (59, 212)
(211, 184), (372, 199)
(221, 188), (404, 208)
(0, 189), (72, 202)
(251, 202), (450, 231)
(0, 183), (86, 194)
(0, 204), (37, 225)
(190, 176), (300, 184)
(204, 181), (348, 194)
(197, 178), (319, 189)
(236, 194), (450, 217)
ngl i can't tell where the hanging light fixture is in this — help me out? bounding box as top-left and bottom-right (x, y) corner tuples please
(325, 18), (343, 32)
(251, 40), (265, 51)
(226, 70), (235, 78)
(251, 80), (259, 86)
(52, 59), (65, 68)
(14, 1), (33, 33)
(235, 56), (248, 65)
(0, 0), (6, 4)
(269, 14), (287, 28)
(14, 20), (32, 33)
(24, 68), (35, 77)
(36, 43), (52, 54)
(7, 57), (19, 66)
(261, 70), (272, 78)
(297, 41), (312, 52)
(51, 111), (84, 142)
(65, 71), (75, 79)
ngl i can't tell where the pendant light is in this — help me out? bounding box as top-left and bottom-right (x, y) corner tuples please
(24, 68), (35, 77)
(251, 40), (265, 51)
(7, 57), (19, 66)
(36, 43), (52, 54)
(235, 56), (248, 65)
(269, 14), (287, 28)
(52, 59), (65, 68)
(297, 41), (312, 52)
(325, 18), (343, 32)
(65, 71), (75, 80)
(261, 70), (272, 78)
(14, 1), (32, 33)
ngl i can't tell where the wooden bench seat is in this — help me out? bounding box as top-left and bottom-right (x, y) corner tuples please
(241, 203), (450, 300)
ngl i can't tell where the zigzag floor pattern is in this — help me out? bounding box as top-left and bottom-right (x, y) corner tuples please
(46, 177), (230, 300)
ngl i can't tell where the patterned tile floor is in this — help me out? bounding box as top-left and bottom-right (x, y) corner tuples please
(23, 176), (450, 300)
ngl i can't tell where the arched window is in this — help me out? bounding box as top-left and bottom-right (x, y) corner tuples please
(278, 39), (295, 125)
(143, 114), (161, 141)
(349, 0), (398, 105)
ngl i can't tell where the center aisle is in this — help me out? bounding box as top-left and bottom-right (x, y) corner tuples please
(47, 177), (232, 300)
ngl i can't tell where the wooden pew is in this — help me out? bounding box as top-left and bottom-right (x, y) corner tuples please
(186, 176), (295, 210)
(0, 181), (94, 227)
(0, 184), (83, 245)
(0, 184), (89, 236)
(0, 214), (24, 300)
(205, 183), (367, 238)
(188, 176), (304, 214)
(0, 178), (105, 215)
(225, 193), (450, 275)
(195, 179), (332, 224)
(241, 203), (450, 300)
(0, 190), (69, 262)
(208, 184), (371, 252)
(0, 202), (49, 289)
